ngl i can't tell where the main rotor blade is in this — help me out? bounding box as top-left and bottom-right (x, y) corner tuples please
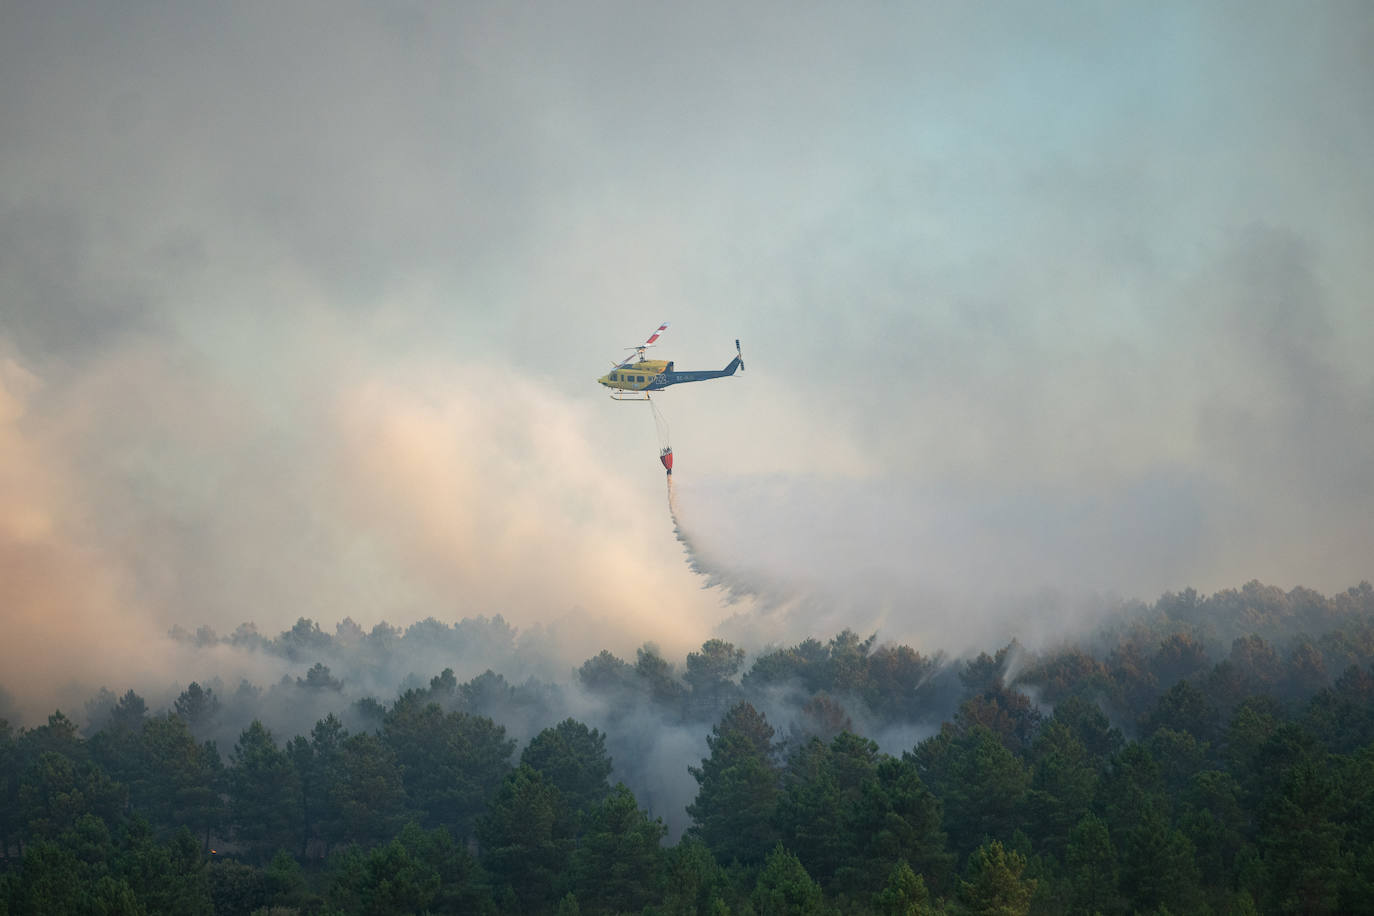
(643, 322), (669, 346)
(607, 322), (668, 368)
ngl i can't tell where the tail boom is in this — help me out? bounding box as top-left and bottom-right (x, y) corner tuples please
(646, 340), (744, 389)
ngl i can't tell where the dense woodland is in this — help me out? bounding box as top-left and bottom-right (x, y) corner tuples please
(2, 580), (1373, 914)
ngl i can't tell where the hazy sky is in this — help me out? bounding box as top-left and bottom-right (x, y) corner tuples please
(2, 1), (1372, 707)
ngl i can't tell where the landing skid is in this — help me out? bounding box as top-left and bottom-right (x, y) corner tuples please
(609, 391), (652, 401)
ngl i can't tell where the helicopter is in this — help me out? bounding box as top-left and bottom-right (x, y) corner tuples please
(596, 323), (744, 401)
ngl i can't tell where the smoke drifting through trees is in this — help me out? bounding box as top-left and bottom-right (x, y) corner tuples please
(5, 579), (1373, 913)
(7, 580), (1371, 842)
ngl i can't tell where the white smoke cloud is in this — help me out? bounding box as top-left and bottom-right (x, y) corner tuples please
(2, 1), (1372, 720)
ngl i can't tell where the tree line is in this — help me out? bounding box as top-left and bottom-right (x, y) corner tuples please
(1, 580), (1372, 913)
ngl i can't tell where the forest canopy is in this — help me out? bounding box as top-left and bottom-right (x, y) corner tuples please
(2, 580), (1373, 914)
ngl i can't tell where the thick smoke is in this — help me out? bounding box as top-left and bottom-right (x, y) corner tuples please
(2, 1), (1371, 796)
(0, 339), (728, 722)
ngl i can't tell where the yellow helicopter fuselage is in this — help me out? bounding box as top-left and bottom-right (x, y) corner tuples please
(597, 360), (671, 392)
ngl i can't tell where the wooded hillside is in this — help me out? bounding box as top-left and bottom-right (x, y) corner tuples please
(2, 580), (1372, 914)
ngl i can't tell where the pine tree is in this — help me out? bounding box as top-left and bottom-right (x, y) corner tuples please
(687, 702), (780, 865)
(875, 860), (936, 916)
(751, 843), (827, 916)
(521, 719), (613, 816)
(228, 721), (301, 863)
(958, 839), (1034, 916)
(570, 783), (666, 913)
(477, 764), (574, 912)
(1064, 813), (1120, 915)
